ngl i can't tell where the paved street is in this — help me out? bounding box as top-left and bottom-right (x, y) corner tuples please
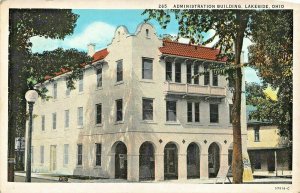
(14, 175), (58, 183)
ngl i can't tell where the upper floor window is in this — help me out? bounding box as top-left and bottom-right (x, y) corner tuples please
(195, 102), (200, 122)
(228, 76), (234, 88)
(52, 113), (56, 130)
(254, 127), (260, 142)
(95, 143), (102, 166)
(77, 144), (83, 166)
(210, 103), (219, 123)
(175, 62), (181, 83)
(213, 71), (218, 86)
(204, 66), (210, 86)
(65, 81), (70, 96)
(146, 29), (149, 37)
(186, 63), (192, 84)
(116, 99), (123, 122)
(166, 101), (176, 121)
(53, 82), (57, 99)
(143, 98), (153, 120)
(41, 115), (45, 131)
(165, 61), (172, 81)
(65, 110), (69, 128)
(96, 103), (102, 124)
(77, 107), (83, 127)
(229, 104), (233, 123)
(194, 64), (199, 84)
(79, 73), (84, 92)
(116, 60), (123, 82)
(97, 67), (102, 88)
(142, 58), (153, 80)
(187, 102), (193, 122)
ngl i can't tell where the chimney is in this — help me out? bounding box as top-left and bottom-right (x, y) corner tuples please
(87, 43), (95, 57)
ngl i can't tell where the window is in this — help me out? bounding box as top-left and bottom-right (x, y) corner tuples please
(165, 61), (172, 81)
(142, 58), (153, 79)
(254, 154), (261, 169)
(77, 144), (83, 165)
(194, 64), (199, 84)
(204, 67), (210, 85)
(97, 68), (102, 88)
(228, 77), (234, 87)
(175, 62), (181, 83)
(229, 104), (233, 123)
(116, 99), (123, 121)
(96, 104), (102, 124)
(79, 73), (84, 92)
(143, 98), (153, 120)
(213, 71), (218, 86)
(64, 144), (69, 166)
(77, 107), (83, 127)
(53, 82), (57, 99)
(41, 115), (45, 131)
(116, 60), (123, 82)
(186, 63), (192, 84)
(31, 146), (34, 164)
(254, 127), (260, 142)
(95, 143), (102, 166)
(210, 104), (219, 123)
(195, 102), (200, 122)
(65, 110), (69, 128)
(65, 81), (70, 96)
(40, 146), (44, 164)
(166, 101), (176, 121)
(187, 102), (193, 122)
(146, 29), (149, 37)
(52, 113), (56, 130)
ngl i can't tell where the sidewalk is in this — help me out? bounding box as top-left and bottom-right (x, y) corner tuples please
(15, 172), (292, 184)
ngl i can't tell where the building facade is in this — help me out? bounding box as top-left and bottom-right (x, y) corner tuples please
(27, 23), (249, 181)
(247, 106), (292, 177)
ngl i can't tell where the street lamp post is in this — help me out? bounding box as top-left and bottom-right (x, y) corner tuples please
(25, 90), (38, 182)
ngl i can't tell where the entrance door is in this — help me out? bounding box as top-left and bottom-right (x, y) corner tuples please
(208, 142), (220, 178)
(267, 151), (275, 172)
(50, 145), (57, 171)
(139, 142), (155, 180)
(164, 143), (178, 179)
(115, 142), (127, 179)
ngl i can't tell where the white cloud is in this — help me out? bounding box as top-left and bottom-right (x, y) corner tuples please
(30, 21), (116, 53)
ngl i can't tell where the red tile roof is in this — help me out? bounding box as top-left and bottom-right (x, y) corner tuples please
(159, 40), (226, 62)
(93, 48), (109, 62)
(45, 48), (109, 80)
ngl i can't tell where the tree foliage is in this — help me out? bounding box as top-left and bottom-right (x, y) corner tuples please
(248, 10), (292, 140)
(8, 9), (92, 181)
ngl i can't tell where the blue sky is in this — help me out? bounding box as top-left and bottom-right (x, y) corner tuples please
(30, 9), (261, 83)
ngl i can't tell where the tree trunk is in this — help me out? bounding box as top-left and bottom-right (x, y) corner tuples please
(232, 12), (248, 184)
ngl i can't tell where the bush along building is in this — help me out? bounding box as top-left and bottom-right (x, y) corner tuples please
(25, 23), (250, 182)
(246, 105), (292, 177)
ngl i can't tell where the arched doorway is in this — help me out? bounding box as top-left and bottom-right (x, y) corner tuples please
(115, 142), (127, 179)
(208, 142), (220, 178)
(164, 142), (178, 180)
(139, 142), (155, 181)
(187, 142), (200, 179)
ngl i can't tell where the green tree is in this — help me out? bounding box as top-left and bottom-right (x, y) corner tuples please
(8, 9), (92, 181)
(248, 10), (292, 140)
(143, 9), (256, 183)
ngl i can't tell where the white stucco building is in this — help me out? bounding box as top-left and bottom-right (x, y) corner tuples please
(27, 23), (248, 182)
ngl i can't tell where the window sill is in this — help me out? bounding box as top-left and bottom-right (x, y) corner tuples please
(78, 92), (84, 95)
(64, 127), (70, 130)
(186, 123), (204, 126)
(76, 165), (83, 168)
(96, 87), (103, 91)
(140, 79), (155, 83)
(64, 95), (70, 99)
(208, 123), (219, 126)
(165, 121), (180, 125)
(94, 165), (102, 169)
(115, 81), (124, 86)
(114, 121), (124, 125)
(141, 120), (157, 124)
(96, 123), (103, 127)
(77, 126), (84, 129)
